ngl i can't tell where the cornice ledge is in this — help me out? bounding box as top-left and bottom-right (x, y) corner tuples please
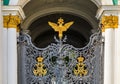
(2, 5), (26, 20)
(17, 0), (30, 8)
(96, 5), (120, 19)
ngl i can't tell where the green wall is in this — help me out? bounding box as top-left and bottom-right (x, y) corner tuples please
(112, 0), (118, 5)
(3, 0), (10, 5)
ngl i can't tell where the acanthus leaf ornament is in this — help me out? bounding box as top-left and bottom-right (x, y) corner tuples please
(3, 14), (21, 32)
(101, 15), (118, 30)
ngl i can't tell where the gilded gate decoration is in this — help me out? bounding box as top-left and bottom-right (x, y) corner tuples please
(33, 56), (47, 76)
(73, 56), (88, 77)
(48, 17), (74, 39)
(18, 18), (102, 84)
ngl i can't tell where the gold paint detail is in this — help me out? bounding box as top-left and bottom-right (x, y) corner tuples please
(3, 14), (21, 31)
(74, 56), (88, 77)
(101, 15), (118, 31)
(48, 17), (74, 39)
(101, 24), (105, 32)
(33, 56), (47, 76)
(3, 15), (9, 28)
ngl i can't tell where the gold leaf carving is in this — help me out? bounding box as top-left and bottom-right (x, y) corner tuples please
(3, 14), (21, 30)
(101, 15), (118, 31)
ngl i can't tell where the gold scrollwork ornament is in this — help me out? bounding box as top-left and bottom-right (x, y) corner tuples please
(33, 56), (47, 76)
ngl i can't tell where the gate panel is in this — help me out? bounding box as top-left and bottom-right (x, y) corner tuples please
(18, 30), (102, 84)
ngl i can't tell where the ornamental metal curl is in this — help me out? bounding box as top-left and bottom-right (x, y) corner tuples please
(18, 30), (102, 84)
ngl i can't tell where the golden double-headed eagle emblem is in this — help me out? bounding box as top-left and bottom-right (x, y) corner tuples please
(48, 17), (74, 39)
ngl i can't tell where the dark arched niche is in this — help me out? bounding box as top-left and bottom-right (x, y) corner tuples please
(22, 0), (98, 48)
(28, 13), (93, 48)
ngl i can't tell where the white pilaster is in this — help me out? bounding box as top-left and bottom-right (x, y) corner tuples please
(104, 28), (114, 84)
(96, 5), (120, 84)
(114, 12), (120, 84)
(3, 5), (25, 84)
(8, 28), (17, 84)
(0, 1), (3, 84)
(2, 28), (8, 84)
(4, 15), (21, 84)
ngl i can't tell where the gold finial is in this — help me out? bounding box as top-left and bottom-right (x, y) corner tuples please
(48, 17), (74, 39)
(36, 56), (44, 63)
(101, 15), (118, 31)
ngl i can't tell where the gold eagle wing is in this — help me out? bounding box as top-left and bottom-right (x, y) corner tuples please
(62, 21), (74, 31)
(48, 21), (59, 31)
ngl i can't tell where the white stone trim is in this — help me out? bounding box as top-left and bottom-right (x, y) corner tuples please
(17, 0), (30, 8)
(0, 1), (3, 84)
(96, 5), (120, 19)
(22, 7), (98, 30)
(2, 6), (26, 20)
(101, 0), (113, 5)
(119, 0), (120, 5)
(9, 0), (19, 5)
(91, 0), (102, 7)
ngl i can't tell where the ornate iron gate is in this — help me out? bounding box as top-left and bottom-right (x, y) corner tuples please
(18, 30), (102, 84)
(18, 18), (103, 84)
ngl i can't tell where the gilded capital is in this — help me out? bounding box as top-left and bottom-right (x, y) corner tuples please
(3, 16), (10, 28)
(101, 15), (118, 31)
(3, 14), (21, 30)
